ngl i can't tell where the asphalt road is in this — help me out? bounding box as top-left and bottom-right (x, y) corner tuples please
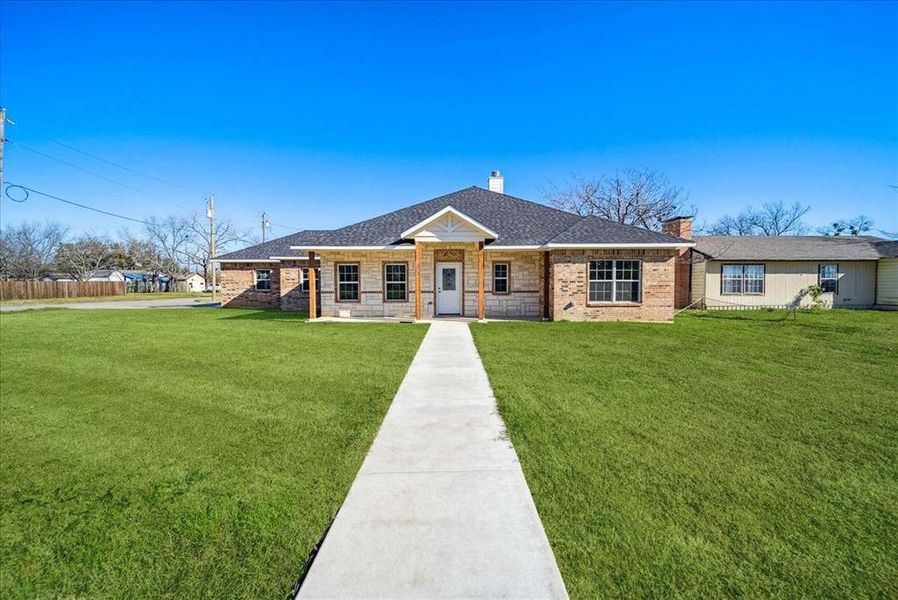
(0, 298), (221, 312)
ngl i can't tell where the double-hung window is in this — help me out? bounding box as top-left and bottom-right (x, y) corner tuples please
(588, 260), (641, 303)
(254, 269), (271, 291)
(336, 263), (360, 301)
(384, 263), (407, 301)
(300, 267), (321, 292)
(819, 264), (838, 293)
(721, 264), (765, 295)
(492, 263), (509, 294)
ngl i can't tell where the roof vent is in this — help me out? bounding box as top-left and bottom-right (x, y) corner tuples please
(488, 170), (504, 194)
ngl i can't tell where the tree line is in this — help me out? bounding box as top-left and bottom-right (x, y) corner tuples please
(0, 213), (250, 282)
(542, 169), (878, 237)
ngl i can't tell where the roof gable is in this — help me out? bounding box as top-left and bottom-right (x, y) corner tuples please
(399, 206), (499, 241)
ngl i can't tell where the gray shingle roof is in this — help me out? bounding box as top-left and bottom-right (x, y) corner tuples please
(216, 230), (330, 261)
(547, 215), (687, 245)
(217, 186), (691, 260)
(693, 236), (887, 261)
(875, 240), (898, 258)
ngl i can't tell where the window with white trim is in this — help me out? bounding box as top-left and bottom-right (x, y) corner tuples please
(588, 260), (641, 303)
(300, 267), (321, 292)
(384, 263), (407, 301)
(336, 263), (359, 301)
(819, 264), (838, 293)
(254, 269), (271, 291)
(721, 264), (765, 295)
(492, 262), (509, 294)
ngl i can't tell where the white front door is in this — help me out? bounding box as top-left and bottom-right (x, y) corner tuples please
(436, 262), (462, 315)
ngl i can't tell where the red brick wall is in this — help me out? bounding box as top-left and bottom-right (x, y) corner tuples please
(550, 249), (676, 322)
(220, 262), (281, 308)
(661, 218), (693, 309)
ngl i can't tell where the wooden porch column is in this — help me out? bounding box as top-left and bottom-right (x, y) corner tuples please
(308, 251), (317, 319)
(414, 241), (422, 320)
(477, 242), (485, 320)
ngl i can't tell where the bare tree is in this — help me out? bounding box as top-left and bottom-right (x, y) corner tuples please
(55, 235), (113, 280)
(703, 200), (810, 236)
(143, 215), (192, 283)
(543, 169), (690, 230)
(0, 221), (69, 279)
(817, 215), (874, 236)
(185, 213), (250, 281)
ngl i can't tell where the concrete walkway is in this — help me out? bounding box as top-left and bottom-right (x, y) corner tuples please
(299, 321), (567, 599)
(0, 298), (219, 312)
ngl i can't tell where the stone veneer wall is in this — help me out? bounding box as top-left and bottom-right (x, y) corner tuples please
(550, 249), (676, 322)
(483, 250), (543, 318)
(319, 250), (418, 318)
(317, 245), (545, 319)
(220, 259), (312, 311)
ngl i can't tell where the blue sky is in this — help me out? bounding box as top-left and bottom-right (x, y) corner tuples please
(1, 1), (896, 242)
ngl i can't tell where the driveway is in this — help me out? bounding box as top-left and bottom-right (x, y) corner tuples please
(298, 320), (568, 598)
(0, 298), (220, 312)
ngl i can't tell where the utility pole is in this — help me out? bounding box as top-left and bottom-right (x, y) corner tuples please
(0, 107), (6, 190)
(207, 194), (216, 303)
(261, 212), (271, 243)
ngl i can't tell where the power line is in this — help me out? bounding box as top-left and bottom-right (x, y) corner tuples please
(10, 141), (192, 211)
(43, 137), (207, 194)
(3, 181), (150, 225)
(9, 119), (207, 194)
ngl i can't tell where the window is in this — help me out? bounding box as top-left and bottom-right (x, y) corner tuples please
(588, 260), (641, 303)
(492, 263), (509, 294)
(254, 269), (271, 291)
(336, 263), (359, 301)
(384, 263), (407, 301)
(721, 264), (765, 295)
(819, 264), (838, 293)
(300, 267), (321, 292)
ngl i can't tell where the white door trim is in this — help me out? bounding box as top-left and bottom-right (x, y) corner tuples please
(435, 262), (463, 315)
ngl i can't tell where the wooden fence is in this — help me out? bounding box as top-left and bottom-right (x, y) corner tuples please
(0, 280), (127, 301)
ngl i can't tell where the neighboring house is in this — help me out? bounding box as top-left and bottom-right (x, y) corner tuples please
(43, 273), (76, 282)
(177, 272), (206, 292)
(86, 270), (126, 282)
(214, 172), (694, 322)
(690, 235), (898, 310)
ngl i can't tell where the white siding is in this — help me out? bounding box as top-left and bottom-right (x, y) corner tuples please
(876, 258), (898, 307)
(700, 260), (876, 308)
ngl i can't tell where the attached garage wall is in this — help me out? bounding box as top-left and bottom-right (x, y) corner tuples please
(690, 258), (706, 305)
(876, 258), (898, 308)
(702, 260), (876, 309)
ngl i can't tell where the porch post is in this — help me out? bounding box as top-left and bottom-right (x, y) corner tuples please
(414, 241), (422, 320)
(308, 251), (317, 320)
(477, 242), (485, 320)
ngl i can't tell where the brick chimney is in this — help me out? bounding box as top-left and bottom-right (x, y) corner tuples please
(662, 216), (693, 310)
(488, 170), (504, 194)
(661, 215), (693, 240)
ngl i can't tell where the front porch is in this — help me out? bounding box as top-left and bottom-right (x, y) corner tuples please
(305, 242), (549, 321)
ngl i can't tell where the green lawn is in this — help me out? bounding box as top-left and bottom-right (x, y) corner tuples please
(0, 291), (212, 305)
(471, 310), (898, 598)
(0, 309), (427, 599)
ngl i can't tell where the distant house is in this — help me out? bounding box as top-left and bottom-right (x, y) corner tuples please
(690, 235), (898, 310)
(86, 270), (126, 282)
(178, 272), (206, 292)
(43, 273), (76, 282)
